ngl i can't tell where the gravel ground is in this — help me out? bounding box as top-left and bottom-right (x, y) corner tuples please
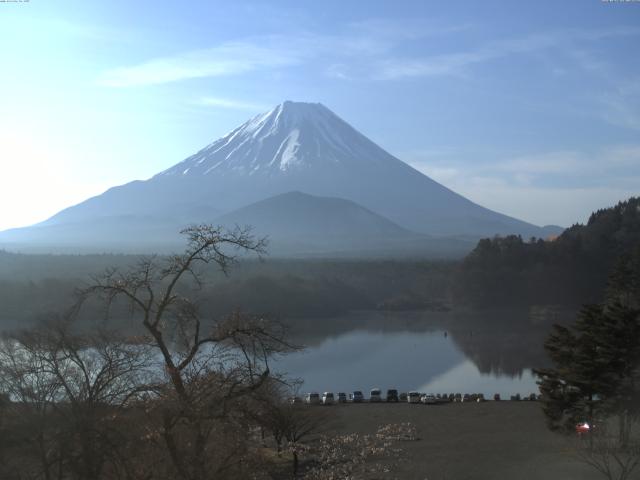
(322, 401), (604, 480)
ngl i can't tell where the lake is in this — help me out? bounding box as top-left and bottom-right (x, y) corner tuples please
(273, 308), (571, 396)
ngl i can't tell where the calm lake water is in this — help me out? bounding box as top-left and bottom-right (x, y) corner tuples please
(273, 309), (569, 396)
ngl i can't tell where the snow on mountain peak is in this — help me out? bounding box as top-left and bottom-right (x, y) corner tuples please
(158, 101), (395, 178)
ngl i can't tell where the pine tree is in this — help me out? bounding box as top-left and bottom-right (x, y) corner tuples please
(535, 249), (640, 439)
(535, 304), (619, 432)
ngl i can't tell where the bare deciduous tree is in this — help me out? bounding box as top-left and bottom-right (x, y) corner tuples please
(248, 380), (328, 476)
(575, 420), (640, 480)
(0, 317), (154, 480)
(76, 225), (295, 480)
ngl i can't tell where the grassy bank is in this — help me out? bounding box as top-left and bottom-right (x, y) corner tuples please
(318, 401), (600, 480)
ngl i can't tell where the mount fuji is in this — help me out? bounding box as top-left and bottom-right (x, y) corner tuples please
(0, 101), (561, 255)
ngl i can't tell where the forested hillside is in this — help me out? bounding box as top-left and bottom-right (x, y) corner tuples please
(454, 197), (640, 307)
(0, 254), (454, 329)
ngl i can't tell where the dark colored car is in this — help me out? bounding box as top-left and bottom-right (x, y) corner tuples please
(337, 392), (347, 403)
(351, 391), (364, 403)
(386, 389), (399, 402)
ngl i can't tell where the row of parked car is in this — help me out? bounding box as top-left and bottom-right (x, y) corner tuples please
(299, 389), (540, 405)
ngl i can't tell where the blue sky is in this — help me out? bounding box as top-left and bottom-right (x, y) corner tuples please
(1, 0), (639, 230)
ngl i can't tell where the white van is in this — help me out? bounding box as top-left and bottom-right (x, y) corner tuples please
(369, 388), (382, 402)
(322, 392), (335, 405)
(305, 392), (320, 404)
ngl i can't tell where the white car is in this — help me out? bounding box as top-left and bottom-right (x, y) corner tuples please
(322, 392), (335, 405)
(407, 391), (421, 404)
(305, 392), (320, 404)
(421, 394), (437, 404)
(370, 388), (382, 402)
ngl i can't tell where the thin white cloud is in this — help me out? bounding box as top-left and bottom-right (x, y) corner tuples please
(603, 144), (640, 165)
(96, 19), (470, 87)
(196, 96), (269, 111)
(565, 48), (640, 132)
(456, 184), (638, 227)
(95, 18), (640, 138)
(97, 40), (302, 87)
(347, 18), (471, 40)
(601, 80), (640, 132)
(494, 152), (583, 174)
(377, 26), (640, 79)
(325, 63), (351, 80)
(409, 145), (640, 179)
(406, 144), (640, 226)
(411, 165), (461, 184)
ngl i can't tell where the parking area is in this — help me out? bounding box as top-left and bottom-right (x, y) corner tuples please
(323, 401), (602, 480)
(298, 390), (539, 405)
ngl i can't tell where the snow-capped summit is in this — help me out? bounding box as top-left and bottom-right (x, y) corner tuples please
(0, 101), (563, 253)
(158, 101), (397, 177)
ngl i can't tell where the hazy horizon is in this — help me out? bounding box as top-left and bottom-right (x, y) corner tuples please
(1, 0), (639, 231)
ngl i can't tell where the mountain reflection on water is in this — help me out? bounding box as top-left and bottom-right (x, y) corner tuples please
(273, 307), (574, 395)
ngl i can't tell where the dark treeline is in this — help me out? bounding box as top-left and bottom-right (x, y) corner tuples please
(0, 255), (454, 330)
(453, 197), (640, 308)
(3, 197), (638, 333)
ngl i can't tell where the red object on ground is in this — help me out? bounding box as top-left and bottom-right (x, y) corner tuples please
(576, 422), (591, 434)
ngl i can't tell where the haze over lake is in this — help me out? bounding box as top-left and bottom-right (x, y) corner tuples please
(274, 309), (567, 396)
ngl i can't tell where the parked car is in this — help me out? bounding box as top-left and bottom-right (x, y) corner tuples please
(322, 392), (335, 405)
(462, 394), (471, 403)
(510, 394), (521, 401)
(407, 391), (421, 404)
(337, 392), (347, 403)
(493, 393), (501, 401)
(305, 392), (320, 405)
(351, 391), (364, 403)
(454, 393), (462, 402)
(289, 396), (303, 405)
(528, 393), (537, 401)
(370, 388), (382, 402)
(399, 392), (408, 402)
(448, 393), (455, 402)
(476, 393), (485, 402)
(421, 394), (437, 405)
(386, 389), (399, 402)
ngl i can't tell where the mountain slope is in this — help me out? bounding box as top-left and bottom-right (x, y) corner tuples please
(215, 191), (410, 239)
(211, 191), (476, 257)
(0, 101), (561, 253)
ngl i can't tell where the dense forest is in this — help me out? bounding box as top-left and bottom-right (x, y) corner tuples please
(0, 252), (454, 330)
(453, 197), (640, 307)
(2, 197), (638, 332)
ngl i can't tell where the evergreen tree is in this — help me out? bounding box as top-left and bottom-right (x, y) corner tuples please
(535, 250), (640, 439)
(535, 304), (619, 432)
